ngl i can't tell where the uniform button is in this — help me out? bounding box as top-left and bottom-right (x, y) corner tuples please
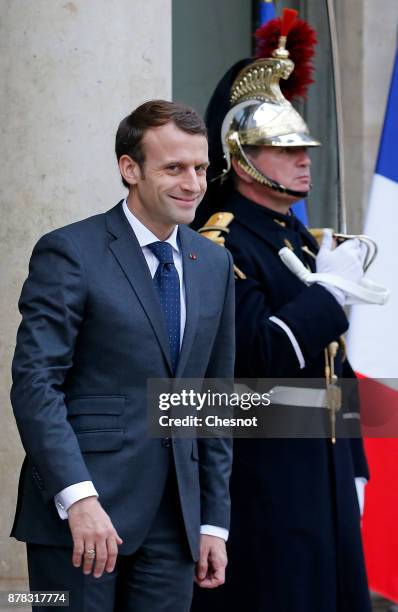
(162, 437), (172, 448)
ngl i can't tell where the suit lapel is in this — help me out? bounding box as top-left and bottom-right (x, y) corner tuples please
(106, 204), (173, 373)
(175, 225), (200, 378)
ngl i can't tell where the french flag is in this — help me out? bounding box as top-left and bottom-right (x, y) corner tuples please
(348, 45), (398, 603)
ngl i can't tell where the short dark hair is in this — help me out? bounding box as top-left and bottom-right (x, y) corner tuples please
(115, 100), (207, 188)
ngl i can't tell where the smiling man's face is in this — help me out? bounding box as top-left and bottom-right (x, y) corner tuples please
(125, 122), (209, 239)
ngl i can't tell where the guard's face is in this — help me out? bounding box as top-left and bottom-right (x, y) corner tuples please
(127, 122), (208, 237)
(250, 146), (311, 194)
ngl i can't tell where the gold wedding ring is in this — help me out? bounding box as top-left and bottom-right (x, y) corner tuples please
(85, 548), (95, 558)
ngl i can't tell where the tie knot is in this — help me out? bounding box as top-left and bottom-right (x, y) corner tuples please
(147, 241), (174, 265)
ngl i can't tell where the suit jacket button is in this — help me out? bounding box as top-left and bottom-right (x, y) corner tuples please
(162, 437), (171, 448)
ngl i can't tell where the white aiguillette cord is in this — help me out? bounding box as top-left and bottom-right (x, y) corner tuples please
(278, 247), (390, 306)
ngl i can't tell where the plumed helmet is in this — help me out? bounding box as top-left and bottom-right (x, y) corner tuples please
(219, 9), (320, 198)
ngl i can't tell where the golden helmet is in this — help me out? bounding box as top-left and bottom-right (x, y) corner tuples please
(220, 9), (320, 197)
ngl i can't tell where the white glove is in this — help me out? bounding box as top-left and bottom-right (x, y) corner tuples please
(279, 238), (389, 306)
(315, 229), (364, 307)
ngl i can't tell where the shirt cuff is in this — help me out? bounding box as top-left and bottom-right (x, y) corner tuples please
(54, 481), (98, 519)
(269, 316), (305, 369)
(355, 477), (367, 517)
(200, 525), (229, 541)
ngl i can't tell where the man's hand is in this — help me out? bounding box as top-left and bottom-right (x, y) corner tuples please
(68, 496), (123, 578)
(316, 230), (364, 281)
(315, 230), (365, 306)
(195, 534), (227, 589)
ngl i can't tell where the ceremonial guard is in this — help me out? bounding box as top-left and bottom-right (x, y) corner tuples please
(191, 10), (372, 612)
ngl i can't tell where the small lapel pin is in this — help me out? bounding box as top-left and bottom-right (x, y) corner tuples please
(189, 253), (197, 260)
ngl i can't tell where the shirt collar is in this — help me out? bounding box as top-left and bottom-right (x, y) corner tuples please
(122, 198), (180, 253)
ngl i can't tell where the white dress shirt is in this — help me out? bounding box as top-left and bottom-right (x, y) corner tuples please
(54, 200), (228, 541)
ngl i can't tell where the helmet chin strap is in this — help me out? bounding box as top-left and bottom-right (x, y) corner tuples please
(236, 148), (310, 199)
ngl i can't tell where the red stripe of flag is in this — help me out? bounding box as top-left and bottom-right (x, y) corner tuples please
(357, 374), (398, 603)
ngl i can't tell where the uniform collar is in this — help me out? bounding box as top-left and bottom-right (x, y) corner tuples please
(226, 191), (319, 255)
(226, 192), (299, 230)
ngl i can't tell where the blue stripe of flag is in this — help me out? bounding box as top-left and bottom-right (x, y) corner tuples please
(376, 47), (398, 184)
(291, 199), (308, 225)
(259, 1), (275, 24)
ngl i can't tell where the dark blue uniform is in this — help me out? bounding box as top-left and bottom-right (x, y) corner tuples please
(191, 191), (371, 612)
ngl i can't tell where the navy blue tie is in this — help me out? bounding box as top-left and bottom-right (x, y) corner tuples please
(147, 241), (181, 373)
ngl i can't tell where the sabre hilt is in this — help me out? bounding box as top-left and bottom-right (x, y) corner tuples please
(309, 228), (378, 273)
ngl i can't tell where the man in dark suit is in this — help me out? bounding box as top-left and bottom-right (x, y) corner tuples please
(11, 100), (234, 612)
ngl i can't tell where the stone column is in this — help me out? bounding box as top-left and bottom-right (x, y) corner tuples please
(363, 1), (398, 208)
(334, 0), (365, 233)
(337, 0), (398, 232)
(0, 0), (171, 587)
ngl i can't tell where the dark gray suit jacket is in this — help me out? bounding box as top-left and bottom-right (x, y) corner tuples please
(11, 201), (235, 560)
